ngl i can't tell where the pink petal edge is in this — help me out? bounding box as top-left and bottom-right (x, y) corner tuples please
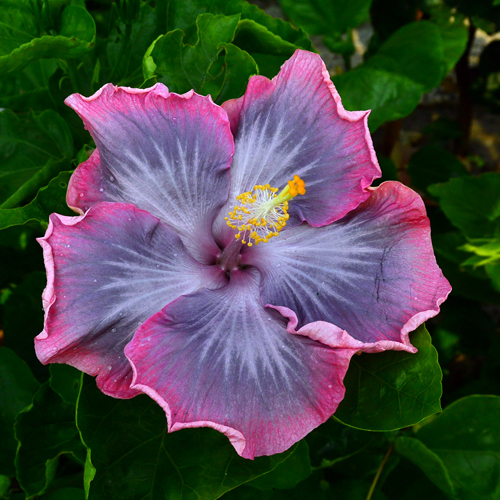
(66, 148), (100, 214)
(127, 359), (247, 456)
(36, 212), (86, 344)
(268, 289), (451, 355)
(36, 210), (138, 398)
(64, 83), (219, 130)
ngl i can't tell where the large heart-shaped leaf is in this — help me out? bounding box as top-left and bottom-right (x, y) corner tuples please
(143, 13), (240, 95)
(335, 325), (442, 431)
(0, 110), (73, 208)
(397, 395), (500, 500)
(77, 376), (296, 500)
(0, 4), (95, 73)
(334, 67), (423, 131)
(279, 0), (372, 36)
(365, 21), (444, 93)
(0, 171), (74, 230)
(15, 383), (85, 498)
(0, 348), (40, 476)
(428, 173), (500, 239)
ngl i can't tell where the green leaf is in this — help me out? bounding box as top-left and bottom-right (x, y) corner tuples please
(215, 43), (258, 103)
(143, 13), (240, 95)
(384, 449), (451, 500)
(0, 347), (40, 476)
(0, 1), (37, 54)
(306, 418), (386, 469)
(400, 395), (500, 500)
(0, 59), (58, 113)
(432, 232), (500, 304)
(0, 171), (74, 230)
(0, 110), (73, 208)
(335, 325), (443, 431)
(428, 173), (500, 239)
(369, 0), (421, 43)
(166, 0), (313, 51)
(222, 0), (313, 50)
(232, 18), (299, 78)
(82, 448), (95, 500)
(0, 5), (96, 73)
(279, 0), (372, 36)
(0, 476), (10, 498)
(395, 437), (456, 499)
(219, 471), (331, 500)
(15, 383), (85, 498)
(428, 4), (469, 77)
(365, 21), (444, 93)
(77, 376), (296, 500)
(461, 238), (500, 267)
(333, 67), (423, 131)
(408, 144), (468, 193)
(49, 365), (82, 406)
(484, 261), (500, 292)
(248, 440), (311, 490)
(106, 2), (162, 87)
(2, 271), (46, 373)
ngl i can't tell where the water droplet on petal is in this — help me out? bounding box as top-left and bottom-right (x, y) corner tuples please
(277, 264), (281, 268)
(328, 384), (332, 389)
(99, 188), (104, 192)
(109, 175), (115, 181)
(79, 192), (84, 198)
(156, 264), (160, 268)
(107, 365), (112, 371)
(173, 253), (178, 257)
(94, 279), (98, 282)
(111, 328), (116, 332)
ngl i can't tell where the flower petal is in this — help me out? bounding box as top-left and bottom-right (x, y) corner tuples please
(125, 268), (356, 459)
(36, 203), (225, 399)
(213, 49), (380, 245)
(242, 182), (451, 350)
(65, 84), (234, 263)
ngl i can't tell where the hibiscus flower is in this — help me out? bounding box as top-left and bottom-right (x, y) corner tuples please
(36, 50), (451, 459)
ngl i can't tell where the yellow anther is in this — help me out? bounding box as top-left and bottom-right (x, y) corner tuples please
(294, 175), (306, 195)
(226, 175), (306, 246)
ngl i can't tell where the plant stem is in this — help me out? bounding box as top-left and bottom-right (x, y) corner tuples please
(366, 444), (394, 500)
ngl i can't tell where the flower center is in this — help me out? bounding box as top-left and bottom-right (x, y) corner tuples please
(225, 175), (306, 246)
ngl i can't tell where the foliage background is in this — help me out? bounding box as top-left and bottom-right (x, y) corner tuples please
(1, 0), (500, 498)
